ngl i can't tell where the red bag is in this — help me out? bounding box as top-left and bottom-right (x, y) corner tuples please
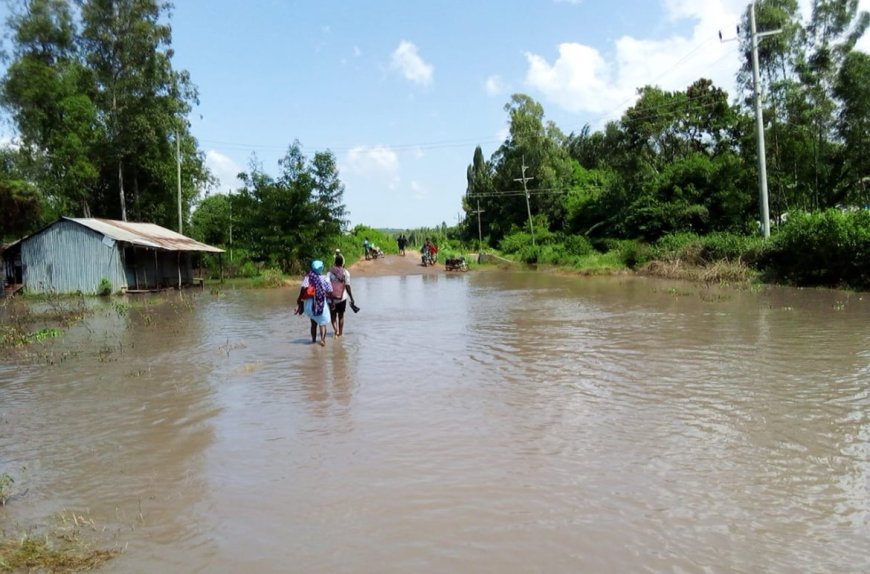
(304, 285), (315, 298)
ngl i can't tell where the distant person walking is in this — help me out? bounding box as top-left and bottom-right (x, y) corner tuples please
(297, 259), (333, 346)
(328, 253), (356, 337)
(397, 233), (407, 256)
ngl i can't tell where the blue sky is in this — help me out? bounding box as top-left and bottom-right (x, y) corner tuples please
(3, 1), (869, 229)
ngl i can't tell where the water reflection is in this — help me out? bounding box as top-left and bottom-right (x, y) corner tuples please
(1, 275), (868, 572)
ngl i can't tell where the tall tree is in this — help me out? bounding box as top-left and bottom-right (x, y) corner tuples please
(1, 0), (209, 229)
(1, 0), (100, 217)
(834, 50), (870, 206)
(485, 94), (576, 243)
(461, 145), (494, 243)
(0, 148), (44, 239)
(79, 0), (205, 224)
(310, 149), (347, 236)
(230, 142), (348, 272)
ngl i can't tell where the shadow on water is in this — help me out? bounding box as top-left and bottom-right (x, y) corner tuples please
(1, 276), (868, 572)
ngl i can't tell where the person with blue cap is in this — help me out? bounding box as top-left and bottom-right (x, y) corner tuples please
(296, 259), (333, 346)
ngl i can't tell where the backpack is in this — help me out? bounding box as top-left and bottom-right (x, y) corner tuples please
(329, 266), (346, 299)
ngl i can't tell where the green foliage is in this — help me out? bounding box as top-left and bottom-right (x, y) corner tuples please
(190, 193), (231, 247)
(652, 232), (766, 267)
(1, 0), (206, 226)
(562, 234), (594, 257)
(227, 142), (347, 273)
(609, 239), (654, 269)
(28, 327), (62, 343)
(96, 277), (112, 296)
(351, 225), (396, 256)
(251, 268), (285, 288)
(760, 209), (870, 289)
(238, 261), (259, 279)
(0, 175), (44, 239)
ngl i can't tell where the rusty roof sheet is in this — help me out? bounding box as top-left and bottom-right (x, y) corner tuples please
(67, 217), (225, 253)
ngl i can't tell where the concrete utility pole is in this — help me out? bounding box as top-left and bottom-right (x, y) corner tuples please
(514, 156), (535, 247)
(749, 1), (781, 239)
(228, 189), (233, 263)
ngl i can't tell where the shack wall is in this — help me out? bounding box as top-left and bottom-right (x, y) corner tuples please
(21, 220), (127, 294)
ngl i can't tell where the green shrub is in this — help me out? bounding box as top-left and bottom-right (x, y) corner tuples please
(564, 234), (594, 257)
(252, 268), (285, 288)
(760, 209), (870, 289)
(612, 240), (653, 269)
(701, 233), (766, 265)
(498, 232), (535, 255)
(238, 261), (259, 278)
(97, 277), (112, 296)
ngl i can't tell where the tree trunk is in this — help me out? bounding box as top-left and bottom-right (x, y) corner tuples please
(118, 160), (127, 221)
(134, 172), (140, 220)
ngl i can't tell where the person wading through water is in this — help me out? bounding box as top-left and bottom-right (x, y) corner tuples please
(297, 259), (333, 346)
(328, 252), (356, 337)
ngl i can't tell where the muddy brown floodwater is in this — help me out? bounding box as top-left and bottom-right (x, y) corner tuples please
(1, 265), (868, 573)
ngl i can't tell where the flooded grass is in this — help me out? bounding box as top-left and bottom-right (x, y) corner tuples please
(639, 258), (759, 285)
(0, 513), (120, 573)
(0, 296), (89, 354)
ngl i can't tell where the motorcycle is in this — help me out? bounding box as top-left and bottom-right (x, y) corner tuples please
(445, 257), (468, 272)
(421, 247), (437, 267)
(366, 246), (384, 260)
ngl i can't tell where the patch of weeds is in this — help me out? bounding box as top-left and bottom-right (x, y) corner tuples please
(0, 511), (120, 573)
(97, 277), (113, 297)
(26, 328), (62, 344)
(112, 301), (130, 318)
(0, 473), (14, 506)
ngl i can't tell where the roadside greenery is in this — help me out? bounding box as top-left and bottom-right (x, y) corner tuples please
(1, 1), (867, 291)
(455, 2), (868, 290)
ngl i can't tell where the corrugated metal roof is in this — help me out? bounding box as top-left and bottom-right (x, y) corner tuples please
(66, 217), (225, 253)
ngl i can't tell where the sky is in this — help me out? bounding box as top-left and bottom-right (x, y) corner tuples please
(3, 0), (870, 229)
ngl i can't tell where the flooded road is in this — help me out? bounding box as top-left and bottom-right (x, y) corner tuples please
(1, 271), (869, 573)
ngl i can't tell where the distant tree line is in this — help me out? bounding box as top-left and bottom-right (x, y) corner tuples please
(460, 1), (869, 246)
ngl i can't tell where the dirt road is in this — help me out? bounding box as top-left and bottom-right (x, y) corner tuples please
(348, 250), (444, 277)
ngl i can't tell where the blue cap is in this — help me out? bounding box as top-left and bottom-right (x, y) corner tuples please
(311, 260), (324, 273)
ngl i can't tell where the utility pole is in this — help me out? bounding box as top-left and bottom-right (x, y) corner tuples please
(749, 1), (781, 239)
(514, 156), (535, 247)
(176, 130), (183, 234)
(228, 189), (233, 263)
(474, 199), (485, 260)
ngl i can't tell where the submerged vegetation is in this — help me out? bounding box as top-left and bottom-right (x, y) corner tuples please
(0, 511), (120, 573)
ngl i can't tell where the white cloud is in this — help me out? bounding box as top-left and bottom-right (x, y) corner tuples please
(206, 150), (244, 191)
(524, 0), (756, 119)
(390, 41), (434, 87)
(342, 145), (401, 189)
(484, 74), (507, 96)
(525, 44), (631, 114)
